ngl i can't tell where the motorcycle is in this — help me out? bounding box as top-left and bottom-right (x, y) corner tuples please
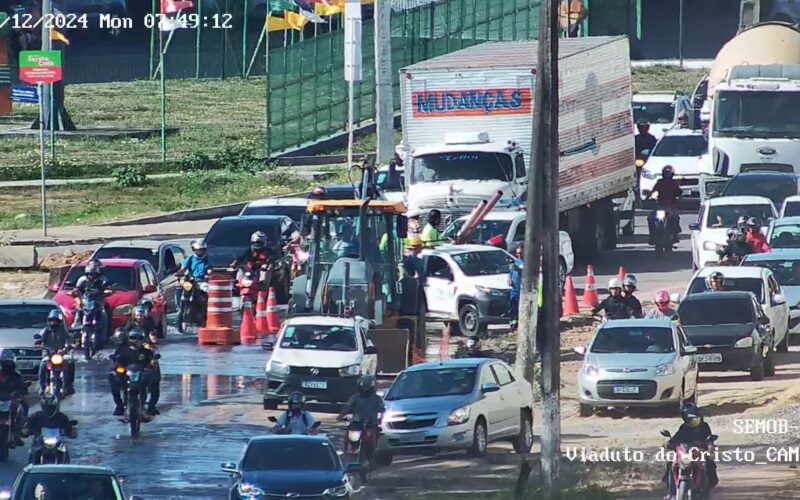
(649, 209), (676, 253)
(236, 264), (272, 312)
(0, 395), (20, 462)
(35, 333), (78, 399)
(114, 358), (157, 437)
(177, 273), (208, 333)
(660, 429), (718, 500)
(29, 422), (78, 465)
(342, 415), (381, 484)
(267, 415), (321, 435)
(73, 289), (112, 360)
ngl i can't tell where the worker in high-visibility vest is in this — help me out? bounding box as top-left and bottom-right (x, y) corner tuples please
(420, 209), (443, 248)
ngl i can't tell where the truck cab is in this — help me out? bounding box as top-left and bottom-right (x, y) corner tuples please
(399, 131), (526, 224)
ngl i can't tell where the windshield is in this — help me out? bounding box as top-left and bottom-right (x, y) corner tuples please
(19, 473), (121, 500)
(742, 259), (800, 286)
(205, 220), (282, 248)
(714, 90), (800, 138)
(385, 367), (476, 400)
(769, 223), (800, 248)
(633, 101), (675, 124)
(63, 266), (138, 291)
(242, 440), (338, 471)
(705, 204), (773, 228)
(687, 277), (764, 302)
(452, 250), (513, 276)
(442, 220), (513, 244)
(783, 201), (800, 218)
(279, 324), (357, 351)
(93, 247), (158, 269)
(240, 205), (306, 223)
(411, 152), (514, 184)
(0, 305), (54, 329)
(652, 135), (708, 157)
(590, 327), (675, 354)
(679, 298), (754, 325)
(722, 176), (797, 207)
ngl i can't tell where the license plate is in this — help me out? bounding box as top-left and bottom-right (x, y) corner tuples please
(697, 353), (722, 363)
(613, 386), (639, 394)
(682, 189), (693, 196)
(301, 380), (327, 389)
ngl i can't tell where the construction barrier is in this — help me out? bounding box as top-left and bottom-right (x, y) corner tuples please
(617, 266), (626, 281)
(583, 265), (600, 308)
(198, 277), (238, 346)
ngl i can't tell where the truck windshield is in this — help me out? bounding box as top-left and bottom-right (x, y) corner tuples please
(714, 90), (800, 138)
(411, 152), (513, 184)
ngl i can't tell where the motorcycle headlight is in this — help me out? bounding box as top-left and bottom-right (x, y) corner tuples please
(339, 364), (361, 377)
(654, 363), (674, 377)
(447, 405), (471, 425)
(323, 484), (350, 497)
(112, 304), (133, 316)
(655, 210), (666, 221)
(43, 437), (58, 448)
(635, 158), (645, 168)
(583, 364), (600, 377)
(348, 430), (362, 442)
(115, 366), (126, 375)
(267, 360), (290, 376)
(703, 241), (723, 251)
(679, 451), (694, 466)
(50, 353), (64, 366)
(237, 482), (265, 496)
(641, 168), (657, 180)
(476, 285), (506, 297)
(735, 337), (754, 348)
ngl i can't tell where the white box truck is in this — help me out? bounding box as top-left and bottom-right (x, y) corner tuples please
(397, 36), (636, 258)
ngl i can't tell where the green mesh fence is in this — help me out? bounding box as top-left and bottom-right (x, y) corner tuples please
(267, 0), (540, 155)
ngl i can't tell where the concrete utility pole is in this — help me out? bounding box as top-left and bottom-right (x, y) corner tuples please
(537, 0), (561, 496)
(374, 0), (394, 163)
(40, 0), (52, 126)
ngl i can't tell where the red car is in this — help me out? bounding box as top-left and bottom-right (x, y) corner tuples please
(53, 259), (167, 338)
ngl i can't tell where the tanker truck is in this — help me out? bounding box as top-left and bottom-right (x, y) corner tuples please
(699, 22), (800, 199)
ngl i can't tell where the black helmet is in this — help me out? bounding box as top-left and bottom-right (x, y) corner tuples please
(357, 375), (376, 395)
(41, 393), (59, 418)
(705, 271), (724, 289)
(47, 309), (63, 327)
(466, 335), (481, 351)
(85, 260), (104, 277)
(287, 391), (305, 410)
(681, 402), (702, 427)
(623, 274), (638, 290)
(128, 328), (145, 346)
(661, 165), (675, 178)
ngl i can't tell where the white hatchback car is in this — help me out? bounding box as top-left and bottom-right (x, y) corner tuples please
(780, 196), (800, 218)
(420, 245), (514, 336)
(682, 266), (790, 352)
(575, 318), (699, 416)
(638, 129), (708, 201)
(690, 195), (777, 269)
(632, 92), (693, 140)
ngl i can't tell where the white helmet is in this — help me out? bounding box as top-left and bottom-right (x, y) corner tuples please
(250, 231), (268, 249)
(608, 278), (623, 289)
(191, 239), (207, 252)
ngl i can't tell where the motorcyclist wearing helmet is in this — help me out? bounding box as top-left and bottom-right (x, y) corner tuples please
(717, 227), (752, 264)
(233, 231), (274, 272)
(337, 375), (385, 429)
(592, 278), (633, 320)
(36, 310), (76, 396)
(22, 394), (76, 464)
(744, 217), (771, 254)
(175, 239), (209, 281)
(144, 330), (162, 416)
(108, 328), (155, 417)
(704, 272), (725, 292)
(645, 290), (679, 320)
(0, 357), (28, 447)
(274, 391), (318, 435)
(122, 305), (157, 339)
(72, 260), (111, 342)
(644, 166), (682, 243)
(635, 120), (657, 161)
(621, 275), (644, 318)
(663, 403), (719, 492)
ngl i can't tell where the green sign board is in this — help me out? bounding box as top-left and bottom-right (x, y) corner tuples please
(19, 51), (63, 84)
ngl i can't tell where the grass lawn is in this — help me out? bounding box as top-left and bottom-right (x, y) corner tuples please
(0, 65), (704, 172)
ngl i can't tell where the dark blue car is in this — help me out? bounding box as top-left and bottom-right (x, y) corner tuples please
(221, 435), (356, 499)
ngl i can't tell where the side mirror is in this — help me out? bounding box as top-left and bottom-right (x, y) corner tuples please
(688, 223), (701, 231)
(573, 346), (586, 356)
(364, 346), (378, 355)
(481, 382), (500, 394)
(660, 429), (672, 438)
(773, 293), (786, 306)
(33, 334), (42, 341)
(221, 462), (238, 474)
(267, 416), (278, 423)
(142, 285), (157, 293)
(710, 434), (719, 442)
(682, 345), (698, 356)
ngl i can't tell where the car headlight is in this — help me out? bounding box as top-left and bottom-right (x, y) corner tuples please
(112, 304), (133, 315)
(654, 363), (675, 377)
(583, 364), (599, 377)
(735, 337), (754, 348)
(237, 482), (265, 496)
(641, 168), (657, 179)
(339, 364), (361, 377)
(323, 483), (350, 497)
(447, 405), (471, 425)
(703, 241), (723, 251)
(476, 285), (506, 297)
(43, 437), (58, 448)
(266, 360), (290, 376)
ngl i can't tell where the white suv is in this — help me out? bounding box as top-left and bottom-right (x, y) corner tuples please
(421, 245), (514, 336)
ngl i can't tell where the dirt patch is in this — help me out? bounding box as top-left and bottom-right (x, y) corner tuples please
(0, 271), (49, 299)
(38, 249), (93, 270)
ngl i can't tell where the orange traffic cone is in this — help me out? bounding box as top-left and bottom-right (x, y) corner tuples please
(266, 287), (280, 334)
(439, 322), (452, 360)
(583, 265), (600, 307)
(255, 290), (269, 337)
(617, 266), (626, 281)
(239, 306), (257, 344)
(562, 276), (580, 317)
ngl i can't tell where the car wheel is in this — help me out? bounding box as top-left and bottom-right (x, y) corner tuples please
(375, 451), (393, 467)
(263, 398), (279, 410)
(777, 329), (790, 353)
(513, 411), (533, 454)
(764, 346), (776, 377)
(750, 354), (765, 381)
(458, 303), (481, 337)
(467, 419), (487, 458)
(579, 404), (593, 417)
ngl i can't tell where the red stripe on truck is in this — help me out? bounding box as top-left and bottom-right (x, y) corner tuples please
(559, 149), (635, 188)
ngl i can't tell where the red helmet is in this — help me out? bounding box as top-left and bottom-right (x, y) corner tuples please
(487, 235), (506, 247)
